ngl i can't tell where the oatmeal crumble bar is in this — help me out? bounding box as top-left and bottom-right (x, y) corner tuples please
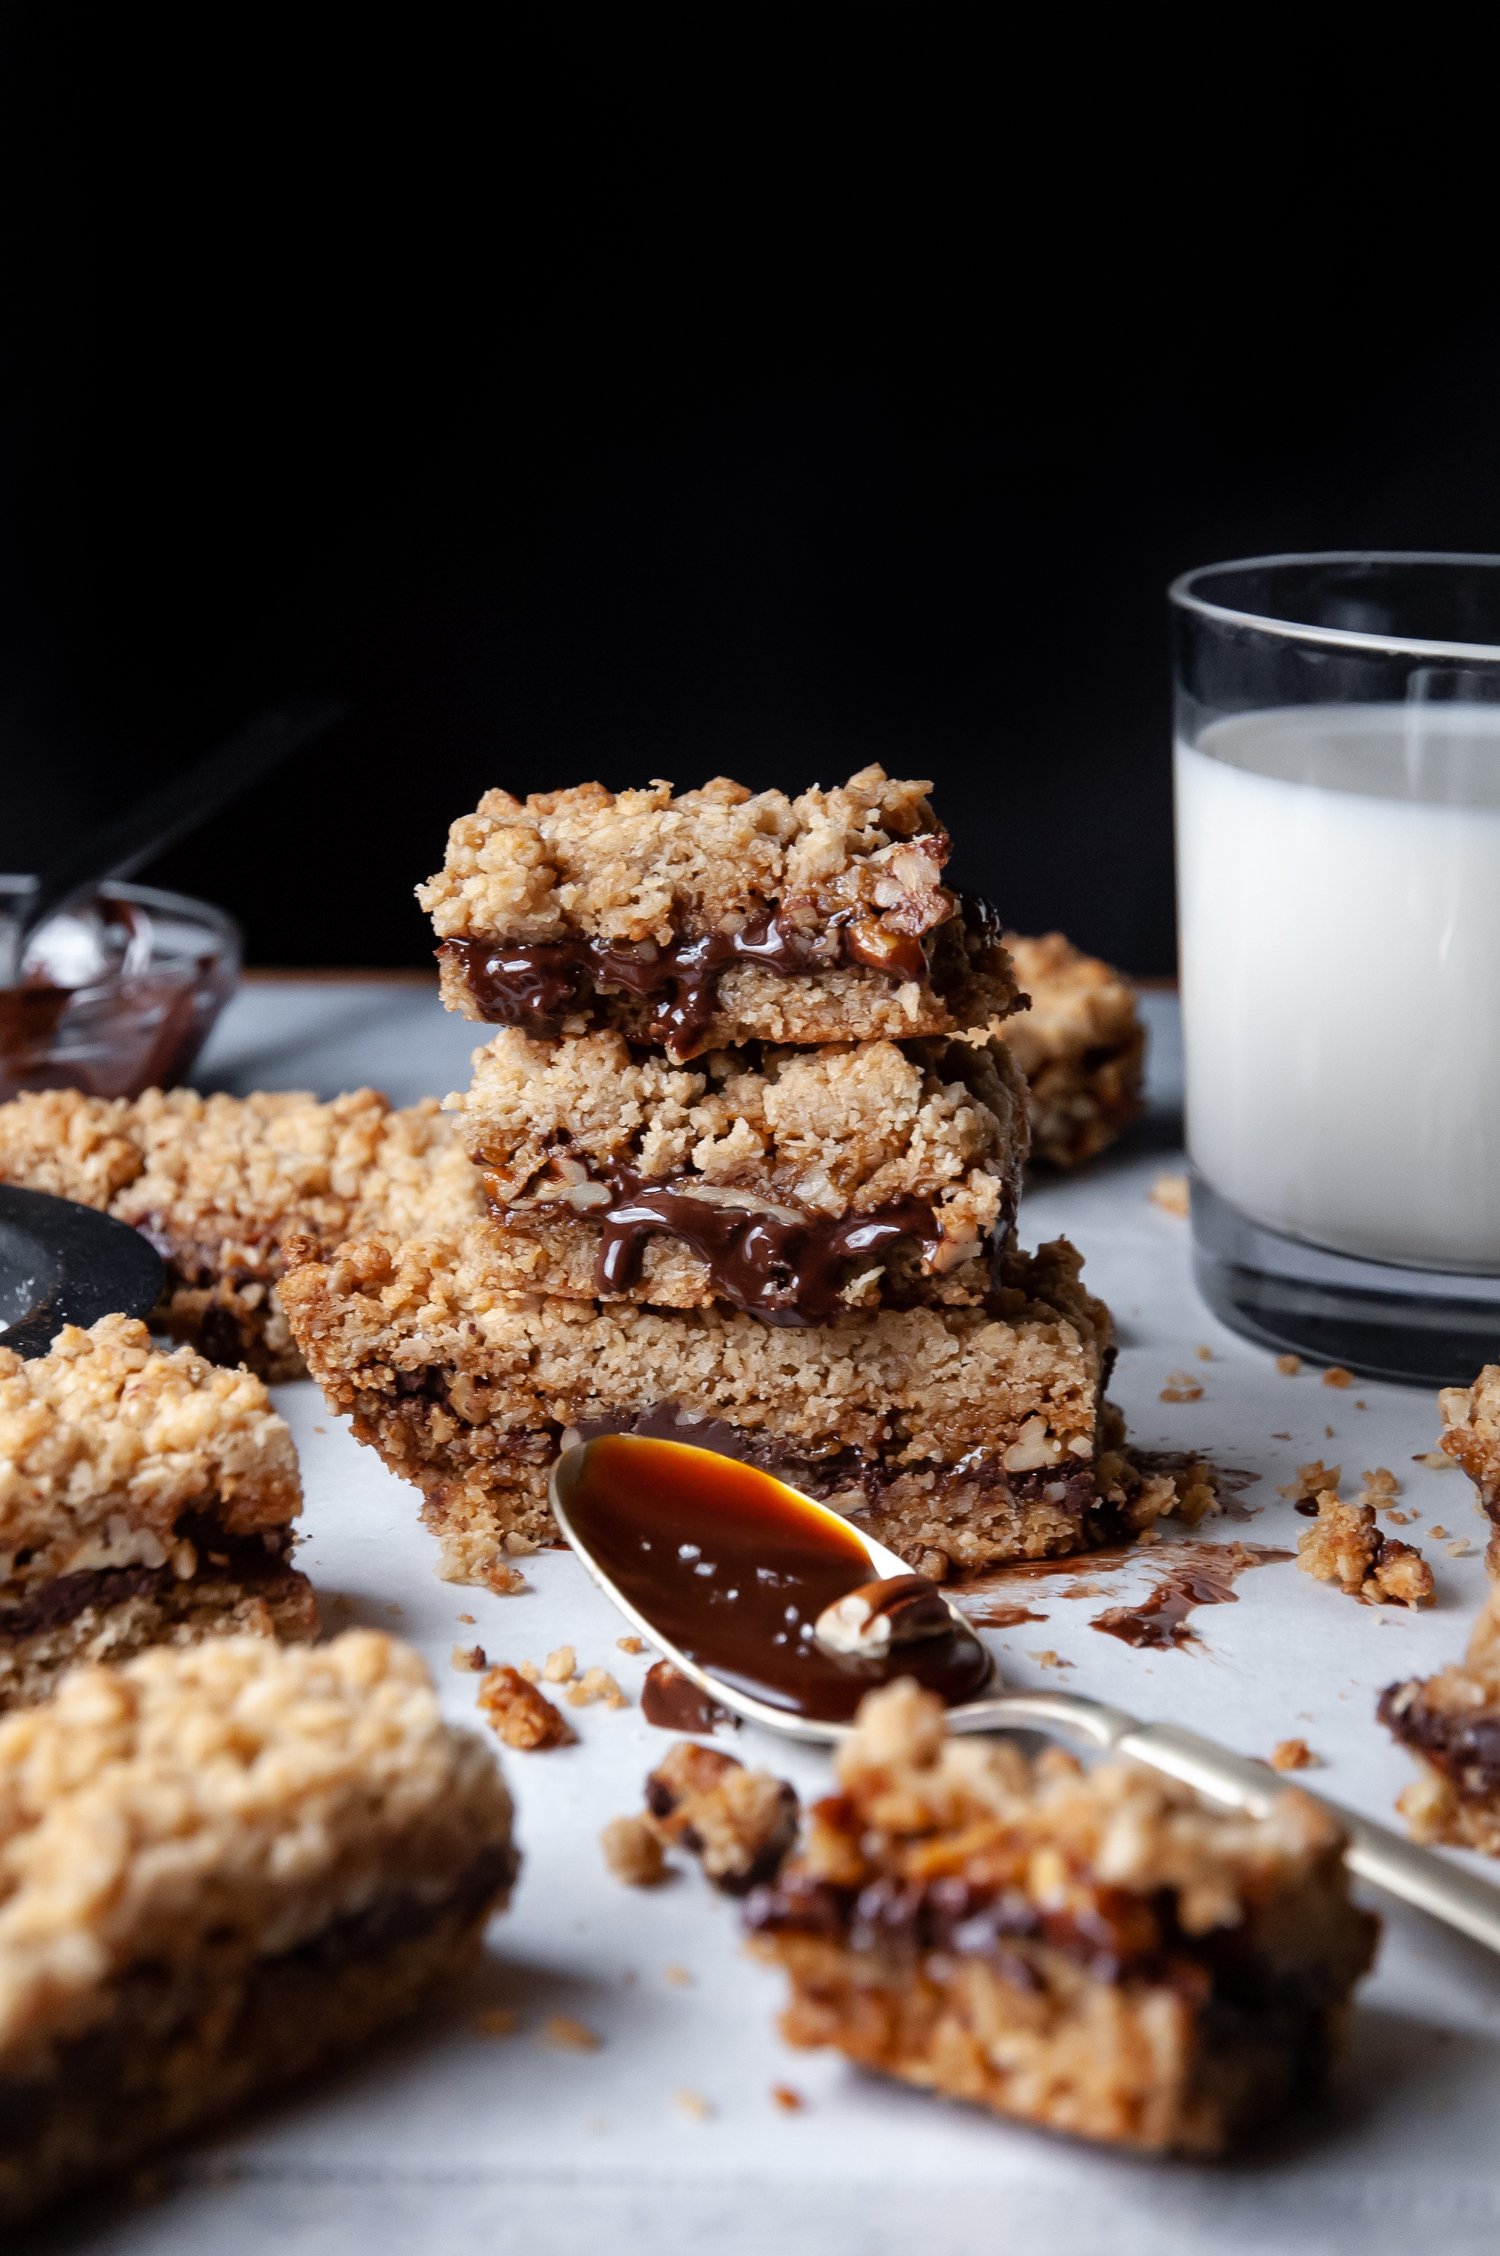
(0, 1316), (314, 1713)
(1295, 1492), (1433, 1607)
(1438, 1367), (1500, 1563)
(1381, 1582), (1500, 1854)
(999, 933), (1145, 1168)
(451, 1030), (1028, 1317)
(0, 1087), (483, 1379)
(419, 769), (1019, 1057)
(279, 1227), (1150, 1587)
(0, 1631), (517, 2223)
(745, 1681), (1376, 2155)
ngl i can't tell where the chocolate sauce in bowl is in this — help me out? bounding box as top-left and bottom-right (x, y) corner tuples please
(554, 1434), (990, 1724)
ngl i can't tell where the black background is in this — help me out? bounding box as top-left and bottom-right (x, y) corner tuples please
(5, 18), (1497, 975)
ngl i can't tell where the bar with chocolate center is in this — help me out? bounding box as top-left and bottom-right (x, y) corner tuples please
(0, 1632), (517, 2224)
(418, 769), (1020, 1058)
(745, 1681), (1377, 2155)
(0, 1315), (315, 1711)
(449, 1029), (1028, 1319)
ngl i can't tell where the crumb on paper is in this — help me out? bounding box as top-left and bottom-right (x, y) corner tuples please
(1150, 1172), (1190, 1217)
(1274, 1353), (1302, 1377)
(1326, 1425), (1337, 1440)
(1296, 1493), (1434, 1608)
(1413, 1450), (1454, 1470)
(1027, 1649), (1074, 1671)
(1270, 1738), (1317, 1772)
(478, 1664), (576, 1750)
(1361, 1467), (1401, 1499)
(1281, 1459), (1341, 1504)
(663, 1962), (694, 1988)
(542, 2014), (601, 2053)
(566, 1666), (628, 1710)
(1195, 1344), (1214, 1362)
(617, 1634), (644, 1654)
(458, 1612), (476, 1625)
(485, 1560), (528, 1595)
(476, 2006), (520, 2037)
(312, 1424), (327, 1435)
(1322, 1366), (1354, 1390)
(674, 2088), (714, 2122)
(771, 2084), (806, 2113)
(1159, 1370), (1204, 1404)
(1430, 1525), (1449, 1540)
(543, 1645), (577, 1683)
(1271, 1431), (1292, 1441)
(600, 1815), (668, 1887)
(1446, 1539), (1476, 1559)
(644, 1741), (799, 1891)
(517, 1658), (541, 1683)
(1355, 1399), (1368, 1410)
(451, 1643), (488, 1672)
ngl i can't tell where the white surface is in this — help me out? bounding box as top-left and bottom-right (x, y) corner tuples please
(35, 984), (1500, 2256)
(1176, 704), (1500, 1266)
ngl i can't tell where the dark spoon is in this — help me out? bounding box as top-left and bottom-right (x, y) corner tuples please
(0, 1186), (164, 1358)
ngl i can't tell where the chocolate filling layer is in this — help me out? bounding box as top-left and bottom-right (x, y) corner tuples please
(0, 1840), (516, 2150)
(495, 1169), (956, 1325)
(440, 906), (934, 1057)
(745, 1863), (1352, 2020)
(0, 1524), (297, 1644)
(1378, 1680), (1500, 1796)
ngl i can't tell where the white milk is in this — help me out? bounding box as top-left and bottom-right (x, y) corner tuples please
(1175, 703), (1500, 1271)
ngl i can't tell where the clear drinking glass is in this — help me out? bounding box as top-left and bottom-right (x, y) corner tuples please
(1171, 552), (1500, 1385)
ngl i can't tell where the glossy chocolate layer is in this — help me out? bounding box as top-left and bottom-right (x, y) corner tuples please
(440, 907), (932, 1058)
(0, 1523), (297, 1643)
(554, 1434), (990, 1723)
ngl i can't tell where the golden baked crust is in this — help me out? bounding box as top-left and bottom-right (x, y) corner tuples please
(0, 1088), (484, 1379)
(0, 1631), (516, 2222)
(1295, 1490), (1434, 1606)
(1000, 932), (1145, 1168)
(419, 767), (954, 946)
(745, 1681), (1377, 2155)
(277, 1226), (1153, 1586)
(454, 1030), (1027, 1312)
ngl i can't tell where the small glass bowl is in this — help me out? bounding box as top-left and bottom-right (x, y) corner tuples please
(0, 881), (241, 1102)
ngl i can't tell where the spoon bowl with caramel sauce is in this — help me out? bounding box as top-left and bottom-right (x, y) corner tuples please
(550, 1433), (1500, 1957)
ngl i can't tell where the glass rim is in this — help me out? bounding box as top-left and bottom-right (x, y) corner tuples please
(1169, 550), (1500, 663)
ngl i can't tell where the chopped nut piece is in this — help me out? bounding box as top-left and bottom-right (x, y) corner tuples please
(600, 1815), (668, 1887)
(1296, 1494), (1434, 1607)
(674, 2088), (714, 2121)
(478, 1664), (577, 1750)
(644, 1741), (798, 1892)
(616, 1635), (644, 1655)
(1322, 1366), (1354, 1390)
(542, 2014), (601, 2052)
(476, 2007), (520, 2037)
(771, 2084), (806, 2113)
(566, 1666), (628, 1710)
(1270, 1739), (1316, 1772)
(1275, 1353), (1302, 1376)
(1280, 1459), (1340, 1505)
(1150, 1172), (1190, 1217)
(543, 1645), (577, 1683)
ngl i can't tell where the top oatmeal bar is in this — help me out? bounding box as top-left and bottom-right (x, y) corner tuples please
(419, 768), (1019, 1056)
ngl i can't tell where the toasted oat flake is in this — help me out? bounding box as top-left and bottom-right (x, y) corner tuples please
(542, 2014), (601, 2052)
(543, 1645), (577, 1683)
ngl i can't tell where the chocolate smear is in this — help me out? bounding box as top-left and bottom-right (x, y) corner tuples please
(1090, 1542), (1292, 1652)
(641, 1659), (737, 1735)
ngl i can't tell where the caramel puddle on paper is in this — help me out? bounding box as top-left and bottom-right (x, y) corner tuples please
(1090, 1541), (1292, 1652)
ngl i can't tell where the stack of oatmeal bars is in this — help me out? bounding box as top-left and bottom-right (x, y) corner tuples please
(282, 767), (1165, 1589)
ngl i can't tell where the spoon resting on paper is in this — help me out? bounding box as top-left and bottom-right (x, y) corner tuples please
(551, 1432), (1500, 1958)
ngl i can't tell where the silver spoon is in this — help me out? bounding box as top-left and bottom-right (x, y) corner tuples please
(551, 1441), (1500, 1958)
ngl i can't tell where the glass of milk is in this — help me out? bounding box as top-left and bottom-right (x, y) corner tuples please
(1171, 552), (1500, 1384)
